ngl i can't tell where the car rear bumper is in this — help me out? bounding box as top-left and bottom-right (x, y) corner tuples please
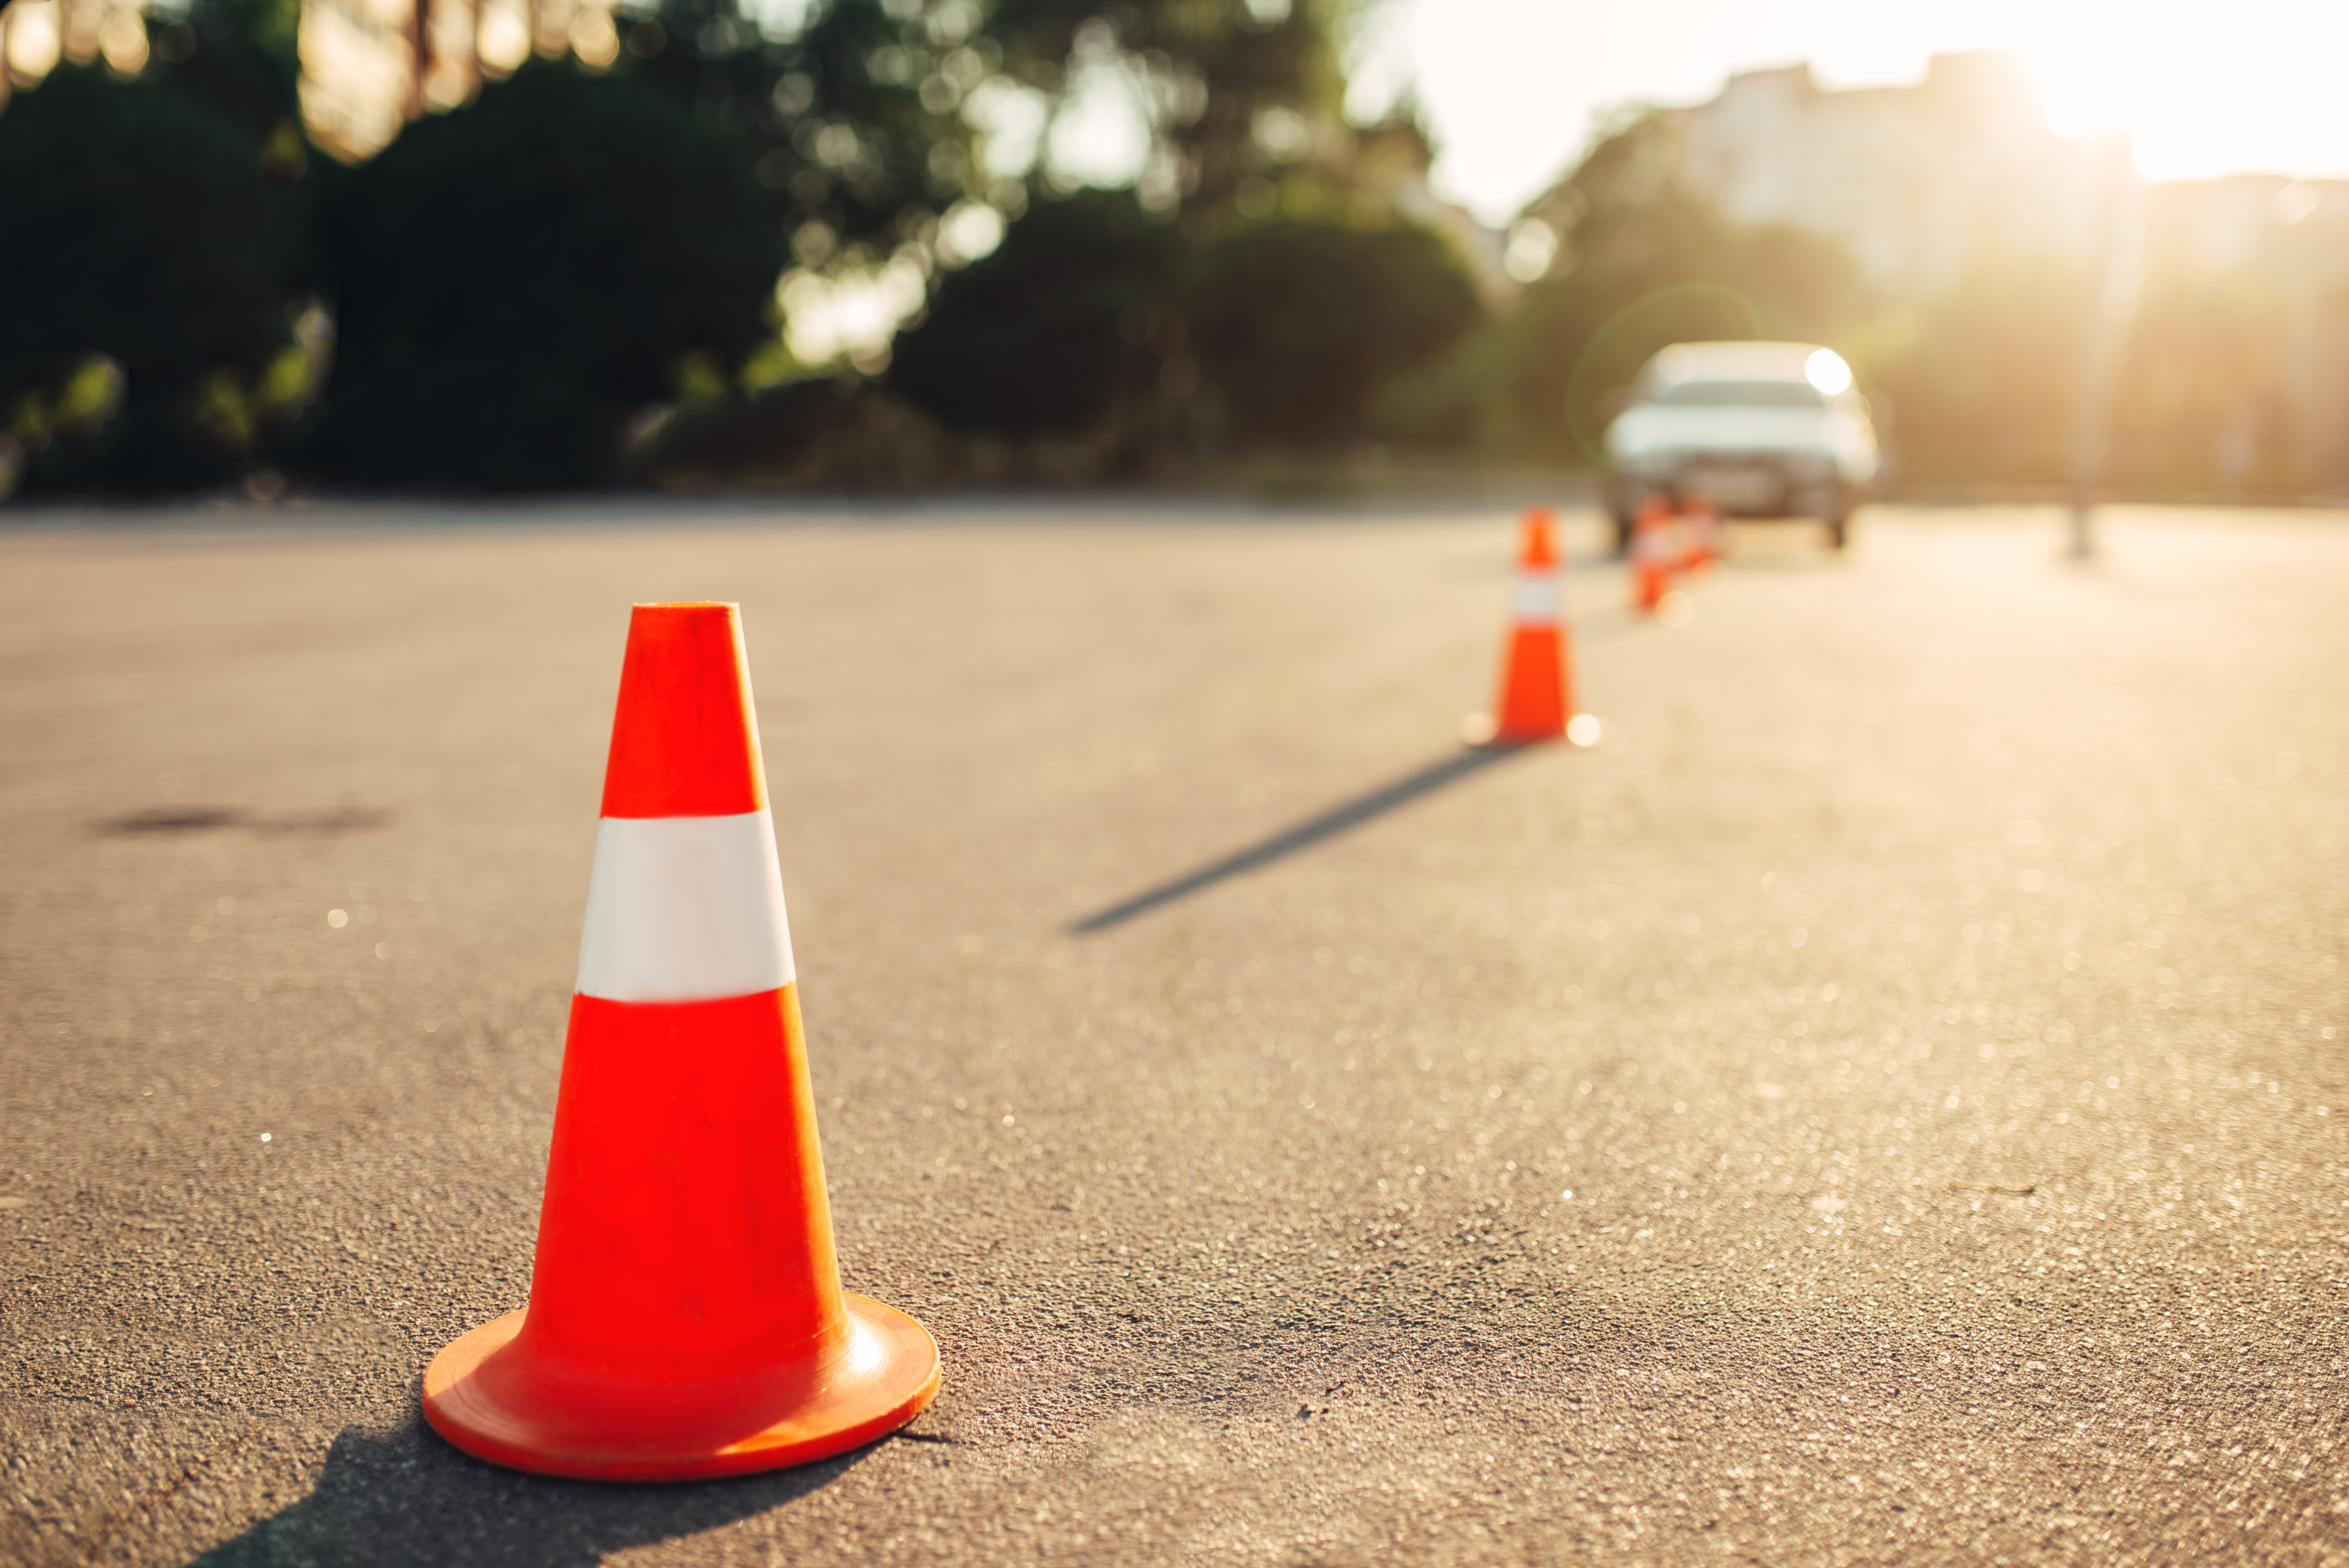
(1608, 455), (1860, 517)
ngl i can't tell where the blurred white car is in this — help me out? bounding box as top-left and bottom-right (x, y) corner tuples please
(1603, 340), (1880, 551)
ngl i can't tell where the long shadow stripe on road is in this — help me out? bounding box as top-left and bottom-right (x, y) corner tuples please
(184, 1418), (873, 1568)
(1069, 744), (1529, 934)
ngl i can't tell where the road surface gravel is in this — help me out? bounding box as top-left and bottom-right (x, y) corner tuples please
(1, 501), (2342, 1566)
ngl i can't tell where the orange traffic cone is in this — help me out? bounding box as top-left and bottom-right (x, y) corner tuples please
(1631, 493), (1674, 613)
(1486, 507), (1573, 744)
(423, 602), (940, 1481)
(1679, 493), (1721, 571)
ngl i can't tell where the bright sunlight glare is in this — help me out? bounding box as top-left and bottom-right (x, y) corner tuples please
(1356, 0), (2349, 224)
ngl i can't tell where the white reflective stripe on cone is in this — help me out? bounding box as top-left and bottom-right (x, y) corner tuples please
(575, 812), (797, 1002)
(1513, 575), (1561, 623)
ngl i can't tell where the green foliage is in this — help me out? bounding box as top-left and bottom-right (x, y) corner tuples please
(2105, 274), (2297, 493)
(146, 0), (305, 139)
(308, 62), (786, 489)
(615, 0), (985, 254)
(1855, 265), (2089, 486)
(890, 186), (1484, 463)
(23, 0), (2288, 499)
(629, 377), (959, 489)
(0, 64), (310, 492)
(1863, 263), (2308, 493)
(989, 0), (1349, 210)
(1185, 216), (1482, 449)
(889, 190), (1182, 439)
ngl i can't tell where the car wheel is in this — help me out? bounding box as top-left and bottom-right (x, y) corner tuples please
(1802, 483), (1851, 549)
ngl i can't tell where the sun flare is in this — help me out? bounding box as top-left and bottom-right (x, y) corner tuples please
(2012, 0), (2349, 180)
(1361, 0), (2349, 223)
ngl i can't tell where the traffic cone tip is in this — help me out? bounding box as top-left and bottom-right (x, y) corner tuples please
(1517, 506), (1558, 569)
(602, 602), (767, 819)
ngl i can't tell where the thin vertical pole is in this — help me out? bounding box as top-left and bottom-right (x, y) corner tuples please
(2069, 138), (2129, 561)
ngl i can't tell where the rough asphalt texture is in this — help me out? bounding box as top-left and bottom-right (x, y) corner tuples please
(1, 501), (2342, 1567)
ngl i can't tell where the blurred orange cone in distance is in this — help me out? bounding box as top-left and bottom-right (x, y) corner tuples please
(1680, 493), (1721, 571)
(422, 602), (941, 1481)
(1488, 506), (1572, 744)
(1631, 493), (1675, 613)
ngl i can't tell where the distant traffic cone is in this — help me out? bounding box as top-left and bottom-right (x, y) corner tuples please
(1631, 493), (1674, 613)
(1679, 493), (1721, 571)
(1486, 507), (1573, 743)
(422, 603), (939, 1481)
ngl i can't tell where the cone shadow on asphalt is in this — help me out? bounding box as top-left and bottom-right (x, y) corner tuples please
(1069, 745), (1529, 934)
(186, 1418), (884, 1567)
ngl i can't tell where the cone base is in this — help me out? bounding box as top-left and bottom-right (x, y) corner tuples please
(422, 1294), (941, 1481)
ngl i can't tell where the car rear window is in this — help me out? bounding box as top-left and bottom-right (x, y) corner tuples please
(1650, 380), (1827, 409)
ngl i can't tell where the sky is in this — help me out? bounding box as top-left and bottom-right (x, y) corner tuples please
(1349, 0), (2349, 224)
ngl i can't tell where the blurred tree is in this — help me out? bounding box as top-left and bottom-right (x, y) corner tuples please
(627, 376), (960, 489)
(0, 63), (312, 493)
(884, 1), (1395, 466)
(308, 61), (785, 489)
(888, 188), (1181, 441)
(146, 0), (305, 141)
(2104, 273), (2296, 494)
(1858, 264), (2088, 487)
(1185, 216), (1481, 449)
(987, 0), (1349, 212)
(615, 0), (988, 264)
(1866, 252), (2311, 495)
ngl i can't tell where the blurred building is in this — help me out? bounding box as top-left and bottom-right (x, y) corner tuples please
(0, 0), (618, 159)
(1659, 52), (2349, 491)
(1671, 52), (2127, 302)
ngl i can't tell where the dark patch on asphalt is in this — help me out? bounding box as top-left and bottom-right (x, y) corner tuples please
(97, 804), (393, 836)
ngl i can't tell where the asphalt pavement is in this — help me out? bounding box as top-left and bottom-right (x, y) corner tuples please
(2, 499), (2343, 1566)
